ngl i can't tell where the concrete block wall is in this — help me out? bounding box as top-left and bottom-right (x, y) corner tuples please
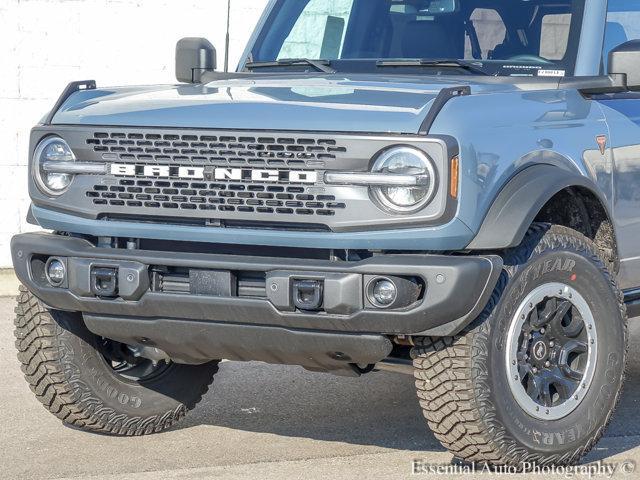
(0, 0), (269, 267)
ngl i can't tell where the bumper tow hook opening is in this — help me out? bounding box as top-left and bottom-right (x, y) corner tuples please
(90, 267), (119, 298)
(293, 279), (324, 311)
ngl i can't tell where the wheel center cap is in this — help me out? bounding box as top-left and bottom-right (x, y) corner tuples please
(532, 340), (548, 361)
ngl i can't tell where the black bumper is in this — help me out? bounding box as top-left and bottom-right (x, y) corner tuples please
(11, 232), (502, 370)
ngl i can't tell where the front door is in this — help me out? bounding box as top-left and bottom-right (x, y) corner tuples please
(597, 0), (640, 288)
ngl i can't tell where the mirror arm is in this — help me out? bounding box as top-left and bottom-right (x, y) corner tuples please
(560, 74), (629, 95)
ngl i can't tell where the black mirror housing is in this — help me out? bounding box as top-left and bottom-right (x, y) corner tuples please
(608, 40), (640, 92)
(176, 37), (217, 84)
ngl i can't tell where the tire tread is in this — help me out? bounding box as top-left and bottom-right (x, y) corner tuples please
(412, 224), (628, 466)
(14, 286), (217, 436)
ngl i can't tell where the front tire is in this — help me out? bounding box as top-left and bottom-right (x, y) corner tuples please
(14, 286), (219, 435)
(413, 224), (627, 467)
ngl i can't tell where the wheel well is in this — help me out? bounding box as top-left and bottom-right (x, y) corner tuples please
(534, 187), (619, 271)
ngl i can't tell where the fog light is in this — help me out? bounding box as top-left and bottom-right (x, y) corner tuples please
(46, 258), (66, 287)
(370, 278), (397, 308)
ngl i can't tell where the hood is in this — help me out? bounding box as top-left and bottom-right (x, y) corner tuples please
(51, 74), (524, 134)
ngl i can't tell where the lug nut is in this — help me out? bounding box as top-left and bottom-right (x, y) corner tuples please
(544, 361), (551, 368)
(532, 367), (538, 374)
(549, 341), (555, 348)
(540, 328), (546, 334)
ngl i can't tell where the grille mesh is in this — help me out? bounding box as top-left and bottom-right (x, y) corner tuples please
(82, 130), (353, 221)
(87, 178), (346, 217)
(87, 131), (348, 168)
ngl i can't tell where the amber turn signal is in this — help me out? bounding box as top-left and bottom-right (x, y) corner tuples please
(450, 156), (459, 199)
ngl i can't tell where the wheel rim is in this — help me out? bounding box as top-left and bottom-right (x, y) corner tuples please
(505, 282), (597, 420)
(100, 338), (172, 382)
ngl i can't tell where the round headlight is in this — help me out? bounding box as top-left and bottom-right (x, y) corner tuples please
(33, 137), (76, 196)
(370, 147), (437, 214)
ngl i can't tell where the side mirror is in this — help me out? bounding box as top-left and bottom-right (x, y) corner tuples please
(176, 37), (217, 84)
(608, 40), (640, 91)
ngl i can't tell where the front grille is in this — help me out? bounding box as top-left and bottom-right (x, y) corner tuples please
(34, 126), (450, 233)
(81, 129), (352, 221)
(87, 131), (348, 168)
(86, 178), (346, 217)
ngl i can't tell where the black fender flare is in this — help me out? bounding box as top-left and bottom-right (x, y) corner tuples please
(467, 164), (613, 250)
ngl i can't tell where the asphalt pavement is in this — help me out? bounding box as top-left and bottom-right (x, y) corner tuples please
(1, 296), (640, 480)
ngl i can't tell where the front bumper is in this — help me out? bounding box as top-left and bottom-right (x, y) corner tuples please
(11, 232), (502, 369)
(30, 205), (476, 251)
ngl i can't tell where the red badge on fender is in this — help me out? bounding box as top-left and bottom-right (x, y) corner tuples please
(596, 135), (607, 155)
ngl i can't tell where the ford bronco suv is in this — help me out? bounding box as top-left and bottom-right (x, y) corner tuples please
(11, 0), (640, 468)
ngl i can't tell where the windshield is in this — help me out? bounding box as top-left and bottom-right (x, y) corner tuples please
(249, 0), (586, 77)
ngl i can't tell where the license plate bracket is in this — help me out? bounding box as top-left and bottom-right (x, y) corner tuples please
(189, 270), (236, 297)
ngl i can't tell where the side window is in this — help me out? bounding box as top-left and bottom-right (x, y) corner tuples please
(604, 0), (640, 71)
(465, 9), (506, 60)
(277, 0), (354, 60)
(540, 14), (571, 60)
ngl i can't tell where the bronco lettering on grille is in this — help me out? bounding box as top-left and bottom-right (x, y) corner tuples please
(109, 164), (318, 184)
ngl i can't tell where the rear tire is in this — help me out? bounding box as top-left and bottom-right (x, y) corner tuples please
(412, 224), (627, 467)
(14, 286), (219, 435)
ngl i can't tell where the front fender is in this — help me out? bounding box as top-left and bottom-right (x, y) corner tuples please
(466, 164), (611, 250)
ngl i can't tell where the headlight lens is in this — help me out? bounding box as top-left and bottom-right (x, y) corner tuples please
(370, 147), (437, 214)
(33, 137), (76, 195)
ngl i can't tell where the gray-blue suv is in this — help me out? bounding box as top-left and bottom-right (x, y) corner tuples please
(11, 0), (640, 467)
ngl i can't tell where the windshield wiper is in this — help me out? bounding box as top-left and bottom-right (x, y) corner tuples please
(376, 59), (491, 76)
(245, 58), (336, 74)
